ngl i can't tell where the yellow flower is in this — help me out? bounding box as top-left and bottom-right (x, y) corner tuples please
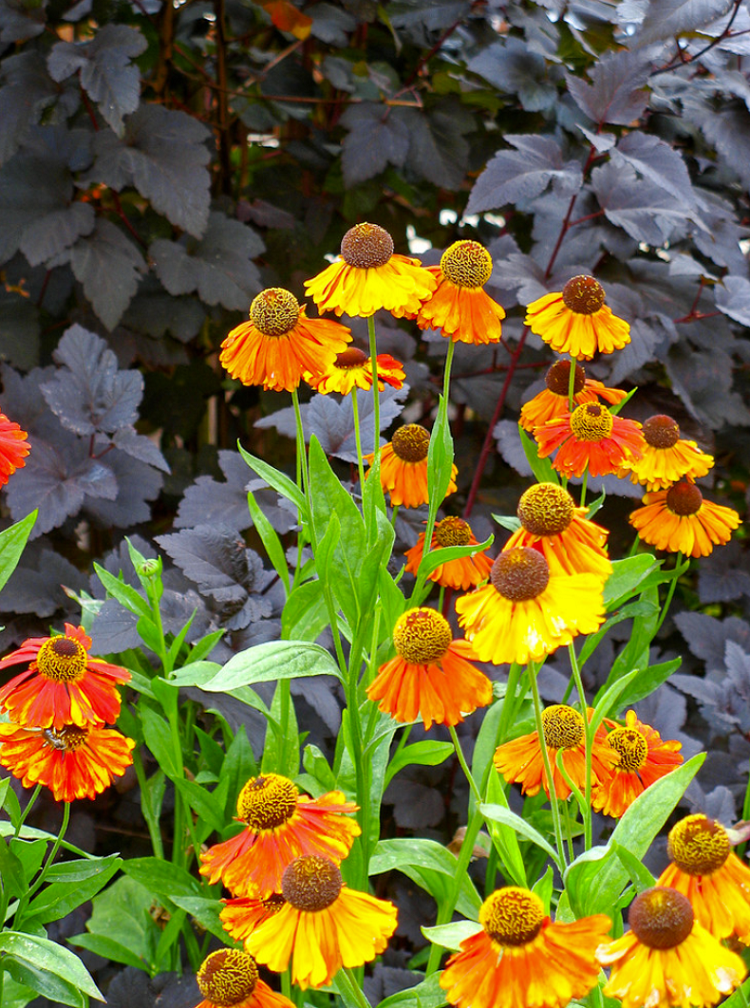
(629, 480), (741, 558)
(524, 275), (630, 359)
(404, 516), (493, 590)
(520, 360), (626, 432)
(305, 347), (405, 394)
(195, 948), (295, 1008)
(619, 415), (714, 490)
(365, 423), (457, 508)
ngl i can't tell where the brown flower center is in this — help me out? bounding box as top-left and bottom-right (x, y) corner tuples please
(341, 223), (394, 269)
(643, 415), (681, 449)
(569, 402), (614, 442)
(236, 774), (298, 830)
(392, 608), (452, 664)
(334, 348), (369, 370)
(391, 424), (430, 463)
(562, 275), (606, 315)
(490, 547), (550, 602)
(440, 240), (493, 289)
(545, 360), (586, 397)
(282, 854), (343, 912)
(260, 893), (287, 915)
(249, 288), (301, 337)
(517, 483), (575, 537)
(606, 726), (647, 771)
(667, 815), (730, 876)
(197, 948), (259, 1006)
(480, 888), (545, 946)
(628, 887), (694, 950)
(666, 481), (703, 516)
(434, 516), (472, 548)
(36, 636), (88, 683)
(541, 705), (585, 749)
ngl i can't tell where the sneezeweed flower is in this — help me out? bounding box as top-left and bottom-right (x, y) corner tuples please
(503, 482), (612, 580)
(455, 547), (605, 666)
(220, 288), (352, 392)
(194, 948), (294, 1008)
(619, 415), (714, 491)
(524, 275), (630, 359)
(413, 240), (505, 344)
(404, 516), (493, 590)
(305, 346), (405, 395)
(592, 710), (683, 818)
(519, 360), (626, 432)
(597, 887), (746, 1008)
(220, 893), (287, 945)
(199, 773), (360, 898)
(535, 402), (644, 478)
(366, 607), (493, 730)
(440, 886), (611, 1008)
(0, 410), (30, 486)
(493, 705), (620, 801)
(365, 423), (457, 508)
(657, 815), (750, 943)
(0, 624), (131, 730)
(244, 854), (398, 989)
(628, 480), (740, 558)
(0, 722), (135, 802)
(304, 222), (437, 318)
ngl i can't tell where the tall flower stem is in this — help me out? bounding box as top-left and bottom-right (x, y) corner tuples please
(350, 388), (367, 492)
(449, 725), (482, 805)
(367, 315), (380, 458)
(567, 354), (578, 411)
(568, 642), (592, 850)
(528, 661), (567, 869)
(291, 388), (309, 497)
(13, 783), (42, 839)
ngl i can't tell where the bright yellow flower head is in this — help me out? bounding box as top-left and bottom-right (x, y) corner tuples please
(525, 275), (630, 359)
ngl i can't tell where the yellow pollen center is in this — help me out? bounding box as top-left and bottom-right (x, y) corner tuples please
(36, 636), (88, 683)
(42, 725), (89, 752)
(666, 481), (703, 516)
(197, 949), (259, 1006)
(440, 240), (493, 288)
(281, 854), (343, 912)
(340, 223), (394, 269)
(562, 275), (606, 314)
(569, 402), (614, 442)
(643, 414), (680, 449)
(545, 360), (585, 397)
(667, 815), (730, 875)
(392, 608), (452, 664)
(236, 773), (298, 830)
(490, 547), (550, 602)
(334, 348), (369, 370)
(434, 516), (471, 548)
(628, 887), (694, 949)
(480, 887), (545, 946)
(249, 288), (301, 337)
(391, 424), (430, 463)
(606, 727), (647, 771)
(517, 483), (575, 537)
(541, 705), (585, 749)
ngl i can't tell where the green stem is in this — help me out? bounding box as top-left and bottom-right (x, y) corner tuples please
(442, 340), (456, 402)
(132, 748), (165, 858)
(449, 725), (482, 806)
(568, 643), (592, 850)
(567, 354), (577, 411)
(14, 802), (71, 926)
(367, 316), (380, 460)
(561, 793), (575, 863)
(528, 662), (568, 869)
(351, 388), (367, 494)
(291, 388), (309, 497)
(13, 784), (42, 839)
(654, 551), (683, 634)
(579, 469), (588, 510)
(339, 965), (373, 1008)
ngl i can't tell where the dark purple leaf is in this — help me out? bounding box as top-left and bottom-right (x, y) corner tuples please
(715, 275), (750, 326)
(401, 104), (472, 191)
(636, 0), (733, 45)
(566, 50), (650, 126)
(470, 38), (557, 112)
(591, 160), (690, 246)
(340, 102), (410, 187)
(467, 135), (582, 214)
(69, 218), (146, 331)
(84, 450), (163, 527)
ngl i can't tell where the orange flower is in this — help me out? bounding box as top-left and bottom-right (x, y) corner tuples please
(220, 893), (286, 945)
(199, 774), (360, 898)
(592, 710), (683, 818)
(0, 722), (134, 802)
(535, 402), (644, 478)
(365, 423), (457, 508)
(440, 887), (611, 1008)
(519, 360), (626, 432)
(0, 624), (131, 730)
(366, 608), (493, 730)
(0, 410), (30, 486)
(306, 347), (404, 394)
(195, 948), (295, 1008)
(413, 241), (505, 344)
(220, 288), (351, 392)
(524, 275), (630, 359)
(619, 415), (714, 491)
(404, 517), (493, 590)
(629, 480), (740, 558)
(304, 222), (437, 318)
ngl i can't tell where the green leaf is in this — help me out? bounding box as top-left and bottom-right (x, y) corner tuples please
(611, 842), (656, 892)
(369, 838), (481, 918)
(237, 444), (307, 518)
(479, 803), (563, 871)
(603, 555), (660, 609)
(0, 932), (102, 1001)
(302, 744), (337, 792)
(422, 920), (482, 951)
(0, 837), (26, 903)
(170, 896), (228, 942)
(2, 954), (86, 1007)
(121, 857), (203, 904)
(262, 680), (300, 779)
(0, 511), (36, 594)
(519, 425), (559, 483)
(202, 640), (343, 689)
(173, 777), (225, 833)
(23, 855), (121, 926)
(67, 933), (146, 972)
(416, 535), (494, 581)
(385, 740), (454, 786)
(247, 488), (290, 595)
(427, 396), (455, 508)
(281, 580), (330, 642)
(139, 705), (181, 781)
(608, 658), (682, 711)
(479, 771), (527, 887)
(93, 562), (151, 618)
(492, 513), (521, 533)
(378, 973), (447, 1008)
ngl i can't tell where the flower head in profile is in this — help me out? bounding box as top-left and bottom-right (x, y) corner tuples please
(365, 423), (457, 508)
(0, 624), (131, 730)
(199, 773), (360, 898)
(524, 275), (630, 359)
(597, 887), (746, 1008)
(306, 347), (404, 395)
(441, 886), (611, 1008)
(455, 547), (604, 666)
(194, 948), (295, 1008)
(535, 402), (644, 478)
(413, 240), (505, 344)
(220, 893), (287, 946)
(0, 722), (135, 802)
(619, 415), (714, 491)
(519, 360), (626, 432)
(404, 516), (493, 590)
(304, 222), (437, 318)
(0, 411), (30, 487)
(244, 854), (398, 989)
(592, 710), (683, 818)
(629, 480), (740, 558)
(657, 814), (750, 943)
(493, 705), (619, 801)
(220, 288), (352, 392)
(366, 607), (493, 730)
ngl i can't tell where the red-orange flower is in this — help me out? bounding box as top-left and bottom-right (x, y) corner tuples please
(519, 360), (626, 432)
(404, 517), (493, 590)
(0, 411), (30, 486)
(535, 402), (644, 478)
(220, 893), (287, 945)
(0, 624), (131, 730)
(365, 423), (457, 508)
(306, 347), (404, 395)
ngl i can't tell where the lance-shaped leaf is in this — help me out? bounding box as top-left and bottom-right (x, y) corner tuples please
(70, 218), (146, 331)
(566, 50), (650, 126)
(467, 134), (582, 214)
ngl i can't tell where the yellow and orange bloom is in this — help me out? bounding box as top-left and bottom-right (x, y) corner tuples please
(592, 710), (683, 818)
(199, 773), (360, 898)
(455, 547), (604, 666)
(366, 608), (493, 730)
(597, 887), (746, 1008)
(194, 948), (295, 1008)
(220, 894), (287, 946)
(413, 240), (505, 344)
(244, 854), (398, 990)
(404, 516), (493, 590)
(535, 402), (644, 478)
(493, 705), (619, 801)
(0, 624), (131, 730)
(0, 410), (30, 486)
(365, 423), (457, 508)
(619, 415), (714, 491)
(441, 887), (611, 1008)
(519, 360), (626, 432)
(305, 347), (404, 395)
(657, 815), (750, 943)
(524, 275), (630, 359)
(0, 722), (134, 802)
(629, 480), (740, 558)
(220, 288), (352, 393)
(304, 222), (437, 318)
